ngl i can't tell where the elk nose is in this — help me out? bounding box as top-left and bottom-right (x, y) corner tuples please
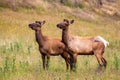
(28, 24), (32, 27)
(56, 24), (60, 27)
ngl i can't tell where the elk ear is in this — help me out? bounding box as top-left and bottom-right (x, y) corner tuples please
(42, 20), (46, 24)
(63, 19), (69, 24)
(35, 21), (37, 23)
(70, 20), (74, 24)
(35, 21), (41, 25)
(63, 19), (67, 21)
(64, 19), (69, 22)
(35, 21), (40, 23)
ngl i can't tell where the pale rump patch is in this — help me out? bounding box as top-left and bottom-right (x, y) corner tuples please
(97, 36), (109, 48)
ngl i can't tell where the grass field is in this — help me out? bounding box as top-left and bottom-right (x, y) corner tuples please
(0, 2), (120, 80)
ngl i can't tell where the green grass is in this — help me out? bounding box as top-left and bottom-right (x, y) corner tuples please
(0, 3), (120, 80)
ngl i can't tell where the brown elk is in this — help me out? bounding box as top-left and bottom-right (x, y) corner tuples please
(56, 19), (109, 71)
(28, 20), (70, 70)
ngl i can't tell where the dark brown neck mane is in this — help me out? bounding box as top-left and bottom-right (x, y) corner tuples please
(35, 29), (44, 47)
(62, 27), (69, 46)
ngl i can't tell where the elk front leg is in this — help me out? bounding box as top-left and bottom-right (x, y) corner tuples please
(46, 55), (50, 70)
(41, 54), (46, 70)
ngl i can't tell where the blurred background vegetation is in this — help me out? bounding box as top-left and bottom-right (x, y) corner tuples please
(0, 0), (120, 20)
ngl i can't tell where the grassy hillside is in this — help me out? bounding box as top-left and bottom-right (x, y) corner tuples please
(0, 0), (120, 80)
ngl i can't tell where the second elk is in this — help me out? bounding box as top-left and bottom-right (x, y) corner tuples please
(56, 19), (109, 71)
(28, 20), (70, 70)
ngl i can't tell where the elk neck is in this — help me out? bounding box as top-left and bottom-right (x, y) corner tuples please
(62, 27), (69, 46)
(35, 29), (44, 47)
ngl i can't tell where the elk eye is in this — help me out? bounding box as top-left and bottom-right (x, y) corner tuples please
(58, 46), (61, 49)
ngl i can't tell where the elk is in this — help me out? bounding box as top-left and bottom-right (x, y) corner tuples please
(56, 19), (109, 71)
(28, 20), (70, 70)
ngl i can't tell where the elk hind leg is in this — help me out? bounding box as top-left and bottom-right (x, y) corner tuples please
(101, 57), (107, 68)
(95, 54), (104, 72)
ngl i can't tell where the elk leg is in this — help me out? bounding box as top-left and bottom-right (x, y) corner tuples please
(69, 54), (74, 71)
(70, 59), (73, 71)
(70, 54), (77, 72)
(95, 54), (104, 71)
(101, 57), (107, 68)
(65, 58), (69, 71)
(72, 54), (77, 72)
(41, 54), (46, 70)
(46, 55), (50, 70)
(61, 53), (70, 71)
